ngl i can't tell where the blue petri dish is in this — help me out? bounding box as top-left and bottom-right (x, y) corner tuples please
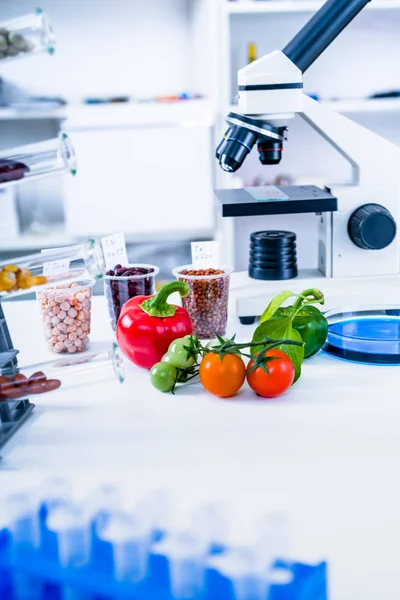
(323, 305), (400, 365)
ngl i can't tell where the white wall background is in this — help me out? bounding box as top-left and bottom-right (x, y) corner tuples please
(0, 0), (194, 100)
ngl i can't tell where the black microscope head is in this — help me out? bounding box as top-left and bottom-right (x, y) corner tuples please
(216, 112), (286, 173)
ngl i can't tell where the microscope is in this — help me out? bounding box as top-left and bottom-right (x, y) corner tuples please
(214, 0), (400, 324)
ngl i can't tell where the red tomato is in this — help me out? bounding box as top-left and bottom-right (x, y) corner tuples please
(200, 352), (246, 398)
(246, 349), (294, 398)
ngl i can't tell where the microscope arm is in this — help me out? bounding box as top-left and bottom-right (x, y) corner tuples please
(300, 94), (400, 188)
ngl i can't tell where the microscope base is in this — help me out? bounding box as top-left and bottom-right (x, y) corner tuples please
(231, 270), (400, 324)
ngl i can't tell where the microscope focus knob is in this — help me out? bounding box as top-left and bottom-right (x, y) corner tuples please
(348, 204), (397, 250)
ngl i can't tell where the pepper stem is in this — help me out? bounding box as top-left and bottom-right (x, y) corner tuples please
(139, 281), (190, 318)
(292, 288), (325, 311)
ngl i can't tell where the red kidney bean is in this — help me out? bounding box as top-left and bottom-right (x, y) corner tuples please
(105, 264), (156, 331)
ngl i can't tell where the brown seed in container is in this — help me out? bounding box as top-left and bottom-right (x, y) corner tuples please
(178, 268), (229, 339)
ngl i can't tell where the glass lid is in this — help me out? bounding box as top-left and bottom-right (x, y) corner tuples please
(324, 305), (400, 365)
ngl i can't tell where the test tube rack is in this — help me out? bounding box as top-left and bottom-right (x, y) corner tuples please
(0, 303), (34, 451)
(0, 488), (328, 600)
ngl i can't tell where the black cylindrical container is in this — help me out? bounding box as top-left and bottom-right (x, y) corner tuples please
(249, 231), (298, 280)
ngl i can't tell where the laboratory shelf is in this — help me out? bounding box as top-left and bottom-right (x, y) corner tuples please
(63, 99), (214, 131)
(226, 0), (400, 14)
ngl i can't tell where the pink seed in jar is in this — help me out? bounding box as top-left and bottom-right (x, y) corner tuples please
(59, 310), (66, 319)
(70, 283), (79, 288)
(81, 322), (88, 331)
(58, 322), (67, 332)
(83, 337), (90, 346)
(58, 333), (67, 341)
(69, 332), (78, 341)
(45, 316), (52, 324)
(51, 316), (60, 326)
(76, 292), (85, 302)
(74, 338), (83, 347)
(64, 316), (74, 325)
(48, 311), (55, 318)
(64, 338), (73, 347)
(55, 294), (66, 303)
(73, 302), (83, 310)
(49, 300), (57, 308)
(50, 336), (58, 344)
(79, 332), (87, 339)
(68, 345), (77, 353)
(77, 312), (85, 321)
(67, 324), (77, 332)
(60, 301), (71, 311)
(76, 327), (83, 335)
(54, 342), (65, 352)
(68, 308), (77, 318)
(52, 327), (60, 336)
(53, 306), (60, 314)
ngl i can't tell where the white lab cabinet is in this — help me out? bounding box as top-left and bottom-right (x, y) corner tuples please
(63, 109), (215, 239)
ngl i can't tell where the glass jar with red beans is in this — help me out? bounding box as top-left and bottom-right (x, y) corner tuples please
(104, 264), (159, 331)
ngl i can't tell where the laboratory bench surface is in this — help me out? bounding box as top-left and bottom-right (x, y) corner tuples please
(1, 294), (400, 600)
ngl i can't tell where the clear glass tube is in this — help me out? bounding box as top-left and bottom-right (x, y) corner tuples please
(0, 133), (76, 190)
(0, 8), (55, 63)
(0, 237), (105, 299)
(0, 345), (124, 401)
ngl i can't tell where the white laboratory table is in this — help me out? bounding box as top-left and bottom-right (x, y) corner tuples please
(1, 293), (400, 600)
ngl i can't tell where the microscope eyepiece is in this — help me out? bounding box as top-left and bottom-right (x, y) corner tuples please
(218, 125), (257, 173)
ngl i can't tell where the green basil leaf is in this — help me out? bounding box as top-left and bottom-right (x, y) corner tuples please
(251, 318), (305, 383)
(260, 291), (296, 324)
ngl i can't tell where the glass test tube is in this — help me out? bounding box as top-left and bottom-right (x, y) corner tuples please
(211, 548), (269, 600)
(1, 493), (42, 600)
(97, 513), (151, 584)
(0, 345), (125, 401)
(189, 503), (230, 551)
(0, 133), (76, 189)
(162, 532), (207, 599)
(0, 8), (55, 63)
(46, 504), (91, 600)
(0, 236), (105, 300)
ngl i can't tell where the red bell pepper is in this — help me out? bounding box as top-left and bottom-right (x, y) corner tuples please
(116, 281), (193, 369)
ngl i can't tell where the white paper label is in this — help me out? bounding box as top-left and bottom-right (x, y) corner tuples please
(101, 232), (129, 270)
(43, 258), (70, 277)
(191, 241), (219, 269)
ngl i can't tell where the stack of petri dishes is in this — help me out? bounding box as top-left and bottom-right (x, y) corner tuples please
(248, 231), (298, 281)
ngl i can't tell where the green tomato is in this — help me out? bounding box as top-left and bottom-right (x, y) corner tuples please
(166, 336), (195, 369)
(150, 362), (177, 393)
(161, 353), (174, 364)
(206, 337), (229, 350)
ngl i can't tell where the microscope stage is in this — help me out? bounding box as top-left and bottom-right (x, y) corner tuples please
(215, 185), (337, 218)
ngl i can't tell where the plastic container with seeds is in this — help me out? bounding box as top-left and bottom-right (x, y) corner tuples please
(172, 266), (233, 339)
(37, 279), (95, 353)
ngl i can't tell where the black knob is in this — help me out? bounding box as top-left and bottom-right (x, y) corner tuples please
(348, 204), (397, 250)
